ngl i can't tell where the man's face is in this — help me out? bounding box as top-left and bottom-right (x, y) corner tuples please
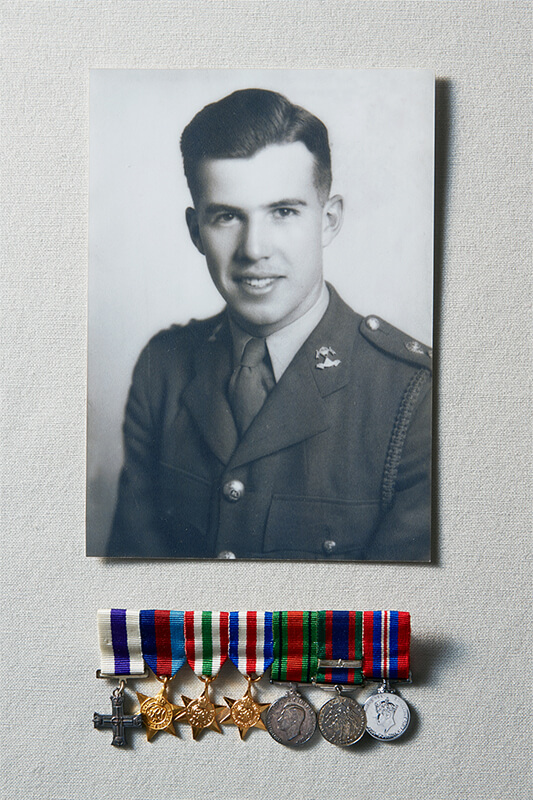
(186, 142), (343, 336)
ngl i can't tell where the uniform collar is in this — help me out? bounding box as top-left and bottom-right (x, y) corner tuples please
(228, 282), (330, 382)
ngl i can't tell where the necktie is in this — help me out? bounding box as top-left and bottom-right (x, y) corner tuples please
(228, 337), (275, 435)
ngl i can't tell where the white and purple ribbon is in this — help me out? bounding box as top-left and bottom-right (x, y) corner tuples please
(97, 608), (144, 676)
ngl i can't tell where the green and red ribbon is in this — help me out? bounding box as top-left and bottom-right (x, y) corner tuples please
(270, 611), (318, 683)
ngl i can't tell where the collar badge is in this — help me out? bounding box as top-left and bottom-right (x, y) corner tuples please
(208, 322), (223, 343)
(315, 346), (341, 369)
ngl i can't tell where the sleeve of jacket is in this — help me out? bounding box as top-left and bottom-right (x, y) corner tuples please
(106, 339), (163, 557)
(372, 370), (432, 562)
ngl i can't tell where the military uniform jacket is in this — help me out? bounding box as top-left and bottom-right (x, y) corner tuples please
(108, 287), (432, 561)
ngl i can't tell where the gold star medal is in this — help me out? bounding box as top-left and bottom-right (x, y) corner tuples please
(137, 676), (186, 741)
(135, 609), (191, 741)
(177, 676), (227, 740)
(220, 675), (270, 739)
(178, 611), (230, 740)
(218, 612), (274, 739)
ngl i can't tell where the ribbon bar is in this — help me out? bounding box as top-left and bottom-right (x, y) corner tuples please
(96, 610), (411, 683)
(185, 611), (229, 677)
(97, 609), (145, 676)
(362, 610), (410, 680)
(139, 609), (186, 678)
(315, 610), (363, 685)
(228, 611), (274, 677)
(271, 611), (318, 683)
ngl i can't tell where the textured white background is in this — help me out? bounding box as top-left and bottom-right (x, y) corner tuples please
(1, 2), (531, 799)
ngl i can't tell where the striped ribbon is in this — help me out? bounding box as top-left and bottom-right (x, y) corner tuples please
(97, 609), (145, 675)
(315, 610), (363, 685)
(139, 610), (186, 678)
(270, 611), (318, 683)
(362, 610), (410, 680)
(228, 611), (274, 677)
(184, 611), (229, 677)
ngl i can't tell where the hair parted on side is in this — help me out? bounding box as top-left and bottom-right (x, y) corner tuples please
(180, 88), (332, 204)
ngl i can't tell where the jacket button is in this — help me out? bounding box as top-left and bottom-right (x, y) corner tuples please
(217, 550), (236, 559)
(366, 316), (381, 331)
(322, 539), (337, 555)
(222, 479), (245, 502)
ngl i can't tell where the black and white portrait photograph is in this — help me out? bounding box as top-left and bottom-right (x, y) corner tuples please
(87, 69), (434, 561)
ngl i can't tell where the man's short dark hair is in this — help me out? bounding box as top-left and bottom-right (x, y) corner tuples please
(180, 88), (332, 204)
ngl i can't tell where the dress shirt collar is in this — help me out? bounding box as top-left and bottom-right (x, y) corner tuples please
(229, 282), (330, 382)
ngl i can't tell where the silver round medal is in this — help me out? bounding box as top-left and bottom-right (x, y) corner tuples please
(318, 695), (366, 746)
(265, 688), (317, 746)
(363, 690), (410, 741)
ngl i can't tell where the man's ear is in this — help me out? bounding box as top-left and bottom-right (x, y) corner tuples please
(322, 194), (344, 247)
(185, 207), (205, 255)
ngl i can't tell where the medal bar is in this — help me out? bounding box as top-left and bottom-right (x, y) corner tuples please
(361, 610), (412, 740)
(135, 609), (188, 740)
(93, 609), (146, 746)
(314, 611), (366, 746)
(219, 611), (274, 738)
(266, 611), (319, 746)
(92, 609), (413, 747)
(179, 611), (229, 739)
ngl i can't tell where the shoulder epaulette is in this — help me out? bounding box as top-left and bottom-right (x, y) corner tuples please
(359, 315), (433, 371)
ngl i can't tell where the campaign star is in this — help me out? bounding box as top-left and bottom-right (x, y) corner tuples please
(219, 685), (270, 740)
(178, 685), (226, 740)
(136, 688), (186, 741)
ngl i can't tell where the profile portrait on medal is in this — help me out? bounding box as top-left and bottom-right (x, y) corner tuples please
(87, 70), (434, 562)
(277, 704), (306, 741)
(375, 696), (397, 733)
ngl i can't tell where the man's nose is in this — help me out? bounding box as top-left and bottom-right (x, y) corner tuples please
(237, 218), (271, 262)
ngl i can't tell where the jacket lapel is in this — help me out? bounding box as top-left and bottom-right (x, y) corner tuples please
(229, 287), (358, 469)
(181, 316), (239, 465)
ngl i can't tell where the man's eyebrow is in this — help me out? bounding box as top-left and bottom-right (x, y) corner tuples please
(203, 203), (242, 216)
(268, 199), (308, 208)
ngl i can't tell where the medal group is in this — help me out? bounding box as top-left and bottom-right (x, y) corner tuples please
(94, 610), (412, 748)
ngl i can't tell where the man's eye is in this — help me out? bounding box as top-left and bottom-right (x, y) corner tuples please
(214, 212), (237, 224)
(273, 207), (297, 219)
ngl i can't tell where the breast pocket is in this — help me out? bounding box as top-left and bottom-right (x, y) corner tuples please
(263, 495), (380, 560)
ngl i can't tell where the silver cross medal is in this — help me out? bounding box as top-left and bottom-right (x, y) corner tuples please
(315, 346), (341, 369)
(93, 683), (142, 746)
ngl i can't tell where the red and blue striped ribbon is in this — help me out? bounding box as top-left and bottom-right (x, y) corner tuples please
(97, 608), (144, 675)
(139, 610), (186, 678)
(362, 610), (410, 680)
(316, 610), (363, 684)
(228, 611), (274, 677)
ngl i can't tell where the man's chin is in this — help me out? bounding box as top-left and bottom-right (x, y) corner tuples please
(228, 305), (291, 337)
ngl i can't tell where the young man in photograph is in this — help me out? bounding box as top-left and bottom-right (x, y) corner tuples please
(107, 88), (432, 561)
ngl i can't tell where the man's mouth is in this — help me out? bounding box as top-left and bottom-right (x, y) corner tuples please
(240, 276), (277, 289)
